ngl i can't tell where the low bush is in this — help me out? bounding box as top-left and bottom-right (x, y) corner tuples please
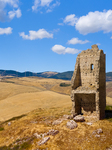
(0, 127), (4, 131)
(60, 83), (71, 87)
(105, 106), (112, 110)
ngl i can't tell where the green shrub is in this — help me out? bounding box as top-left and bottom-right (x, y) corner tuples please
(105, 106), (112, 110)
(60, 83), (71, 87)
(4, 114), (26, 123)
(20, 142), (31, 149)
(0, 127), (4, 131)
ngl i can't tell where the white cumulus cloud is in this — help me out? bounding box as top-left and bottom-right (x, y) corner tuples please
(76, 10), (112, 35)
(41, 0), (53, 6)
(8, 9), (22, 19)
(0, 27), (12, 35)
(46, 1), (60, 13)
(0, 0), (21, 21)
(61, 10), (112, 35)
(51, 44), (81, 54)
(19, 29), (53, 40)
(0, 0), (19, 8)
(68, 37), (90, 45)
(32, 0), (60, 13)
(63, 14), (78, 26)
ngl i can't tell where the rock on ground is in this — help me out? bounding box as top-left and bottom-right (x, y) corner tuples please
(66, 120), (78, 129)
(38, 137), (50, 146)
(86, 122), (93, 125)
(52, 119), (63, 125)
(92, 128), (103, 135)
(8, 122), (11, 126)
(34, 133), (41, 139)
(74, 115), (85, 122)
(47, 129), (59, 136)
(95, 134), (100, 138)
(97, 128), (103, 134)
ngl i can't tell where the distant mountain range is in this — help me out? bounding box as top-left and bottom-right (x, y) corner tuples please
(0, 69), (112, 81)
(106, 72), (112, 81)
(0, 70), (58, 78)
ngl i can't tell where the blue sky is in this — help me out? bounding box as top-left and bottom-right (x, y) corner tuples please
(0, 0), (112, 73)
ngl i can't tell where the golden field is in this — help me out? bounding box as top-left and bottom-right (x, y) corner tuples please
(0, 77), (71, 121)
(0, 77), (112, 150)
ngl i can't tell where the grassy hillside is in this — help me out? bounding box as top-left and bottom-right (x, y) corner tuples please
(0, 77), (112, 149)
(0, 77), (112, 122)
(1, 107), (112, 150)
(0, 77), (71, 121)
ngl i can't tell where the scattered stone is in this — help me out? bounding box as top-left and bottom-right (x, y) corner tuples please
(63, 115), (70, 119)
(68, 115), (74, 119)
(47, 129), (59, 136)
(74, 115), (85, 122)
(38, 137), (50, 146)
(42, 133), (47, 137)
(95, 134), (100, 138)
(66, 120), (78, 129)
(92, 130), (96, 135)
(8, 122), (11, 126)
(52, 119), (62, 125)
(86, 122), (93, 125)
(92, 128), (103, 138)
(34, 133), (41, 139)
(97, 128), (103, 134)
(93, 128), (103, 135)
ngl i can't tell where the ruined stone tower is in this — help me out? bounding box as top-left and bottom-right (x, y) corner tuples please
(71, 44), (106, 120)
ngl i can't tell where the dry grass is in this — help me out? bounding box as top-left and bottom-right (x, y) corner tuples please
(106, 96), (112, 106)
(0, 108), (112, 150)
(0, 81), (44, 101)
(3, 77), (71, 94)
(0, 90), (71, 121)
(106, 81), (112, 98)
(0, 77), (112, 149)
(0, 77), (72, 121)
(50, 83), (71, 95)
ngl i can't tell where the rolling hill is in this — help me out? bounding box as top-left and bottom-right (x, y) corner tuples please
(0, 70), (58, 78)
(49, 71), (73, 80)
(0, 69), (112, 81)
(106, 72), (112, 81)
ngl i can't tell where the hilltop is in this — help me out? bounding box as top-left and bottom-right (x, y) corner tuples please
(0, 69), (112, 81)
(0, 70), (58, 78)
